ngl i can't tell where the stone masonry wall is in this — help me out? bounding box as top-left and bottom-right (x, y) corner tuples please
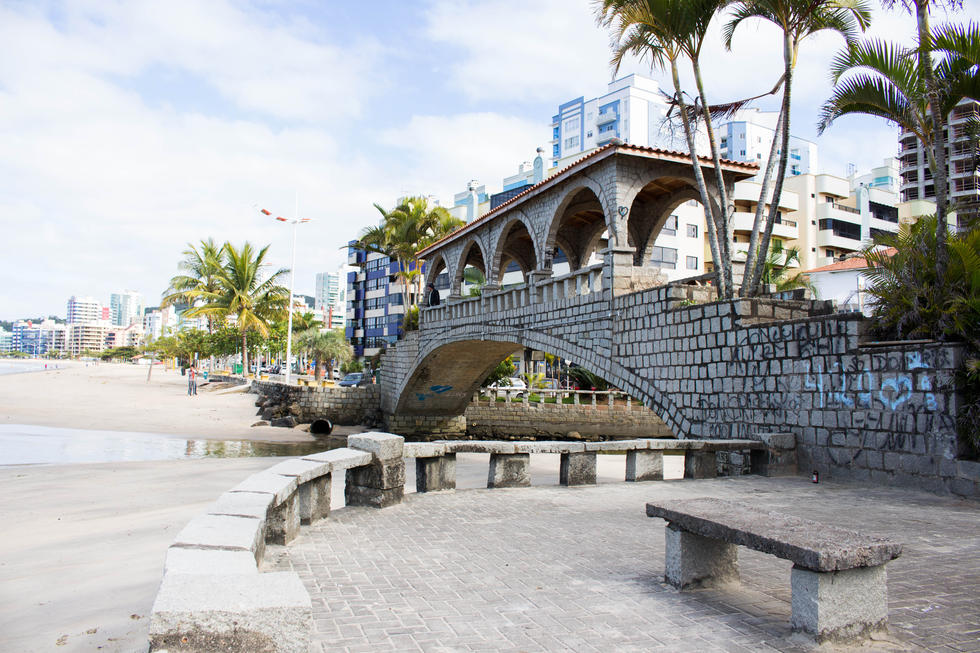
(250, 380), (381, 425)
(464, 398), (674, 440)
(385, 282), (977, 498)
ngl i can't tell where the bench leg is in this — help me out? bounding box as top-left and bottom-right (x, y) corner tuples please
(664, 523), (739, 589)
(560, 452), (596, 486)
(265, 492), (300, 545)
(684, 451), (717, 479)
(298, 474), (331, 525)
(626, 450), (663, 481)
(416, 454), (456, 493)
(790, 565), (889, 643)
(488, 453), (530, 488)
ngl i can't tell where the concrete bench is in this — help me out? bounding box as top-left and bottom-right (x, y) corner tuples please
(646, 498), (902, 643)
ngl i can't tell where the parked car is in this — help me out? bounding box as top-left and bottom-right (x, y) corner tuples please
(488, 377), (526, 399)
(338, 372), (369, 387)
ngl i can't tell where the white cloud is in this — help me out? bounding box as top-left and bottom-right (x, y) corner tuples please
(376, 112), (546, 202)
(424, 0), (616, 104)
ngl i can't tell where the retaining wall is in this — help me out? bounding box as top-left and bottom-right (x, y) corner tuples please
(250, 380), (381, 425)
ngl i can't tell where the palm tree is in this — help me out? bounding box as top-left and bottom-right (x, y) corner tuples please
(294, 328), (352, 381)
(725, 0), (872, 297)
(745, 241), (815, 293)
(161, 238), (225, 333)
(355, 197), (464, 305)
(188, 242), (289, 377)
(819, 19), (977, 281)
(595, 0), (732, 298)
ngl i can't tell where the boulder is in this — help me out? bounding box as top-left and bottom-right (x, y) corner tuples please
(251, 420), (269, 427)
(271, 416), (298, 428)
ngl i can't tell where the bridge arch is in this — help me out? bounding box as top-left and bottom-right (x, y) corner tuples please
(423, 252), (451, 294)
(489, 213), (539, 286)
(625, 178), (719, 267)
(392, 328), (687, 439)
(452, 238), (489, 296)
(544, 185), (609, 273)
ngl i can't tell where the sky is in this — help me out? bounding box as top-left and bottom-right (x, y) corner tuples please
(1, 0), (978, 320)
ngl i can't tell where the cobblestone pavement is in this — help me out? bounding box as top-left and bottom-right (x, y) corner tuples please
(269, 474), (980, 653)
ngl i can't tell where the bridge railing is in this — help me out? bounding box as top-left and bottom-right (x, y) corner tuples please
(477, 387), (638, 409)
(537, 263), (604, 304)
(421, 263), (606, 326)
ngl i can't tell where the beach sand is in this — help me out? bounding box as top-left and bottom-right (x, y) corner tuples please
(0, 362), (346, 652)
(0, 361), (316, 442)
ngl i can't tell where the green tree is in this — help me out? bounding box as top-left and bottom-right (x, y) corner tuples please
(161, 238), (225, 333)
(820, 3), (974, 281)
(725, 0), (871, 296)
(188, 242), (289, 377)
(482, 356), (517, 387)
(356, 197), (464, 306)
(294, 328), (353, 381)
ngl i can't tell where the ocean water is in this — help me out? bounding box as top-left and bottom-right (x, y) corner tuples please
(0, 361), (50, 375)
(0, 424), (332, 466)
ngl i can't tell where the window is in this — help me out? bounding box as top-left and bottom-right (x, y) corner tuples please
(686, 256), (698, 270)
(740, 150), (746, 156)
(586, 130), (593, 138)
(686, 223), (698, 238)
(564, 135), (580, 149)
(599, 122), (616, 134)
(662, 214), (678, 236)
(564, 116), (580, 133)
(650, 246), (678, 269)
(365, 257), (389, 271)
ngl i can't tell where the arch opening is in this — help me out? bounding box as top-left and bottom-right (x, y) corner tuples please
(454, 239), (488, 297)
(546, 187), (608, 274)
(626, 177), (712, 278)
(493, 218), (537, 287)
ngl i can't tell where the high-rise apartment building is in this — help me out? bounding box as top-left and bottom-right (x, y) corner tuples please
(718, 108), (818, 177)
(315, 268), (351, 330)
(549, 74), (693, 170)
(66, 296), (102, 324)
(0, 327), (11, 353)
(345, 244), (414, 360)
(12, 319), (67, 355)
(899, 98), (980, 222)
(110, 290), (143, 327)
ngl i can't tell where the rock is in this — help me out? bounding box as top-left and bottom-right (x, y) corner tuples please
(251, 420), (270, 427)
(566, 431), (582, 440)
(254, 398), (264, 407)
(287, 403), (301, 417)
(260, 408), (275, 421)
(271, 416), (298, 428)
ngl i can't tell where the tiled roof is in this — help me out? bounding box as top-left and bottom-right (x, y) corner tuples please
(805, 248), (897, 273)
(416, 143), (760, 258)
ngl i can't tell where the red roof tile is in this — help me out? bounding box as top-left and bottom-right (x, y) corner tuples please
(805, 248), (897, 274)
(417, 143), (759, 257)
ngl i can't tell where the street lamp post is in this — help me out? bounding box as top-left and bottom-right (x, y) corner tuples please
(260, 205), (311, 386)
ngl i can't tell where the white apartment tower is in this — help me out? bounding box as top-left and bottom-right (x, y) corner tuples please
(549, 74), (694, 170)
(899, 98), (980, 222)
(718, 108), (818, 177)
(110, 290), (143, 327)
(66, 296), (102, 324)
(315, 268), (350, 330)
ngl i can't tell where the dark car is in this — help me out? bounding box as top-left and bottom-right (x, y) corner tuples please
(338, 372), (369, 387)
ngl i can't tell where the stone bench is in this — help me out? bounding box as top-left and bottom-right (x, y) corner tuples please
(646, 498), (902, 643)
(403, 437), (791, 490)
(150, 432), (406, 652)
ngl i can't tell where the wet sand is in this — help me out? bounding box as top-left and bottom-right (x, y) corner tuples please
(0, 361), (315, 442)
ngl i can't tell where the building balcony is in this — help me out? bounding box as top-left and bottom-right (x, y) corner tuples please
(732, 180), (799, 211)
(596, 111), (617, 126)
(817, 229), (862, 251)
(816, 201), (861, 223)
(732, 212), (798, 240)
(815, 175), (850, 198)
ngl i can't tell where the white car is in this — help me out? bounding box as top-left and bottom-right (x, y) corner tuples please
(489, 377), (527, 399)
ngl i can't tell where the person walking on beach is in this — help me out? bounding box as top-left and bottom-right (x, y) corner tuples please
(187, 366), (197, 396)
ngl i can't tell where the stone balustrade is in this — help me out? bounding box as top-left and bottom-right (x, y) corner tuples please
(149, 432), (797, 652)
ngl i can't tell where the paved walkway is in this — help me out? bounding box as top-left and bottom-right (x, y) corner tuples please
(269, 473), (979, 653)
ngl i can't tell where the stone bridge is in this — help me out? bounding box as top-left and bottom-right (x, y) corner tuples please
(378, 144), (969, 494)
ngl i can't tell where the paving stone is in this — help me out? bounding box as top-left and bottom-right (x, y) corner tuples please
(266, 458), (331, 484)
(270, 476), (980, 652)
(172, 514), (264, 557)
(207, 490), (274, 520)
(303, 448), (373, 469)
(348, 432), (404, 461)
(230, 471), (298, 505)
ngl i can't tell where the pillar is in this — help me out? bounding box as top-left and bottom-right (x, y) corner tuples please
(416, 454), (457, 493)
(488, 453), (531, 488)
(560, 452), (597, 486)
(626, 450), (664, 481)
(664, 523), (739, 589)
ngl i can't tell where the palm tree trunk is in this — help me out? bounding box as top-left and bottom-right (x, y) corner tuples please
(692, 60), (734, 298)
(740, 106), (785, 297)
(916, 1), (949, 282)
(747, 33), (795, 296)
(671, 58), (728, 298)
(241, 333), (248, 378)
